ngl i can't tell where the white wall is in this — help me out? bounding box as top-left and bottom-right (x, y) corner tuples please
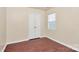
(46, 7), (79, 50)
(0, 7), (6, 51)
(6, 7), (46, 44)
(6, 7), (28, 44)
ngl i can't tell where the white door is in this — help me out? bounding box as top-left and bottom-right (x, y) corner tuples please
(28, 12), (41, 39)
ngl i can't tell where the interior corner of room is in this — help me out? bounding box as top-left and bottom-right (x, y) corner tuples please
(0, 7), (79, 52)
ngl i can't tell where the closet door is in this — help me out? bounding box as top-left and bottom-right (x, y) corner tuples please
(28, 12), (41, 39)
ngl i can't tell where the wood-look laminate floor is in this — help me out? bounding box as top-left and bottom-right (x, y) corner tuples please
(4, 37), (77, 52)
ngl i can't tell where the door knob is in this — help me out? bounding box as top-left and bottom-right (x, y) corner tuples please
(34, 26), (37, 28)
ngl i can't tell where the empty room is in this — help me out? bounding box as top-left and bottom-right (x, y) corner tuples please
(0, 7), (79, 52)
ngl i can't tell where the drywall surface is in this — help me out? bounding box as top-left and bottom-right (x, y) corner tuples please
(46, 7), (79, 50)
(6, 7), (46, 44)
(0, 7), (6, 51)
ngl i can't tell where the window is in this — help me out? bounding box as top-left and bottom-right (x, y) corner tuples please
(48, 13), (56, 30)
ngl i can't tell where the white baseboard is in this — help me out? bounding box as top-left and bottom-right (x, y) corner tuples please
(47, 36), (79, 51)
(7, 39), (30, 45)
(6, 36), (45, 44)
(2, 44), (7, 52)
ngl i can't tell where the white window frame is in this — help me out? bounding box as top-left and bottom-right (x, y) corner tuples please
(48, 13), (56, 31)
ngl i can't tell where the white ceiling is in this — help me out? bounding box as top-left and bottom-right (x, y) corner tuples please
(31, 7), (52, 10)
(35, 7), (51, 10)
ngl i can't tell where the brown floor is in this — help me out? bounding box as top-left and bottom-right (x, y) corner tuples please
(4, 37), (77, 52)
